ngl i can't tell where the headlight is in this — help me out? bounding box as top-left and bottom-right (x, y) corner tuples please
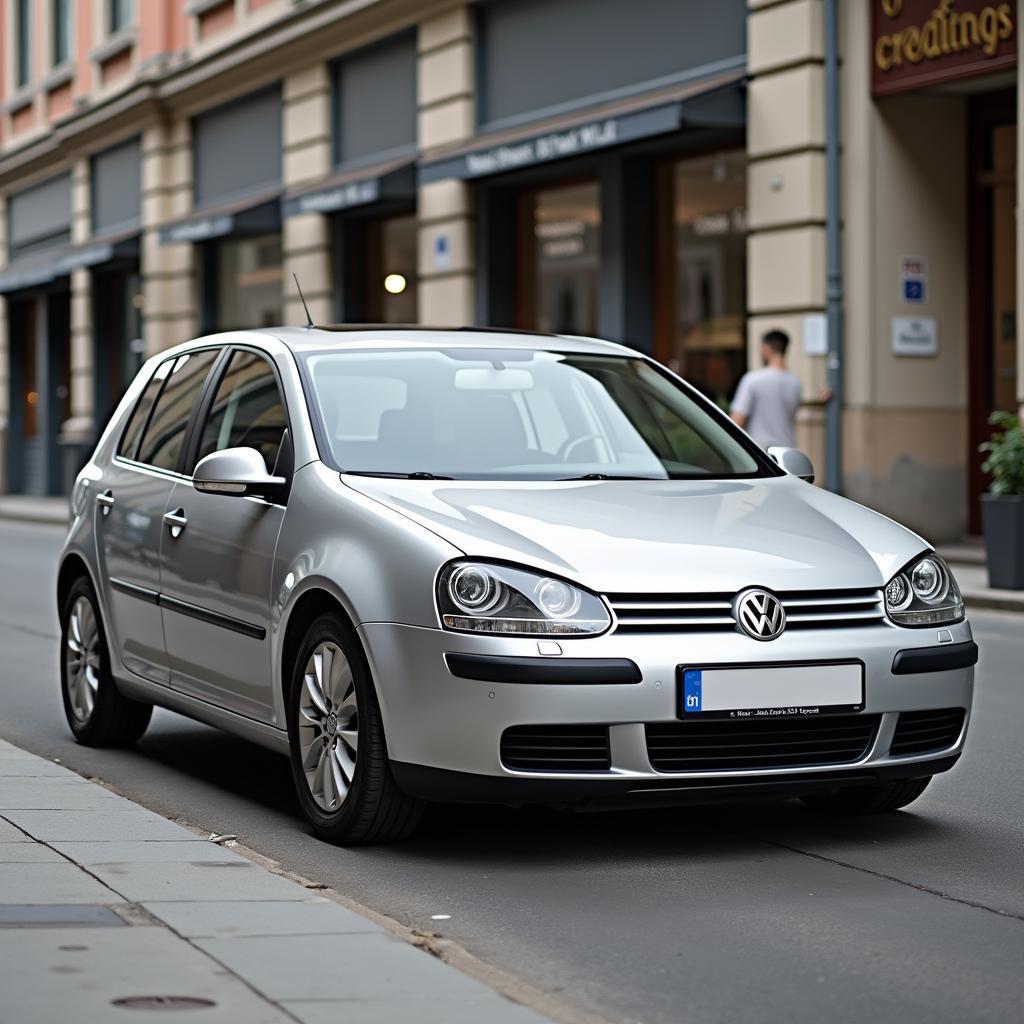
(437, 562), (611, 636)
(884, 554), (964, 626)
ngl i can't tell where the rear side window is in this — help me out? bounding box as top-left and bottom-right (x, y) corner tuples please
(196, 350), (289, 474)
(135, 350), (219, 471)
(118, 359), (175, 461)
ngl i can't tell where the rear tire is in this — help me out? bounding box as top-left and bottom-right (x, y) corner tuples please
(60, 576), (152, 747)
(286, 612), (423, 845)
(801, 776), (932, 815)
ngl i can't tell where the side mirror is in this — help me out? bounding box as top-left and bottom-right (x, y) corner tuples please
(193, 447), (286, 498)
(766, 446), (815, 484)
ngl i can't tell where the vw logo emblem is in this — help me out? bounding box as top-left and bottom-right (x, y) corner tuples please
(734, 588), (786, 641)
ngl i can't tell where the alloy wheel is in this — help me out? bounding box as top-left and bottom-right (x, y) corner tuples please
(298, 641), (359, 812)
(65, 596), (101, 723)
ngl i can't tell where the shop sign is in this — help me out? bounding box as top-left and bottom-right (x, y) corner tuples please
(872, 0), (1016, 96)
(420, 103), (681, 183)
(891, 315), (938, 356)
(287, 179), (380, 216)
(160, 215), (233, 244)
(899, 255), (927, 303)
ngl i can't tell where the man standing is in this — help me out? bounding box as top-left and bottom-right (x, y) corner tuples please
(730, 329), (803, 449)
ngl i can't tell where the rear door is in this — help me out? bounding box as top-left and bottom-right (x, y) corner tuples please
(94, 348), (221, 683)
(159, 348), (291, 721)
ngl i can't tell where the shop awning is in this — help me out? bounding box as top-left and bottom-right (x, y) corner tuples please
(282, 158), (416, 218)
(0, 231), (139, 294)
(158, 191), (281, 245)
(418, 69), (745, 184)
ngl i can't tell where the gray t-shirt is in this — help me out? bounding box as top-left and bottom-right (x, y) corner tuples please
(731, 367), (802, 449)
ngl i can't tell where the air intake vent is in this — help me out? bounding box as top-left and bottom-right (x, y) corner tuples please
(890, 708), (965, 756)
(645, 714), (880, 773)
(500, 725), (610, 773)
(608, 588), (886, 634)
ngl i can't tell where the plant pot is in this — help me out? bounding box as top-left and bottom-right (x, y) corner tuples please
(981, 494), (1024, 590)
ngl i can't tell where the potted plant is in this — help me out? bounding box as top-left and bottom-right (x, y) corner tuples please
(979, 411), (1024, 590)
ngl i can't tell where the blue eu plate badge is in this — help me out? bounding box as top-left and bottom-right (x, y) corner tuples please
(683, 670), (702, 713)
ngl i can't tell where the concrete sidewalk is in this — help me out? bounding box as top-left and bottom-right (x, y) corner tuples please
(0, 738), (549, 1024)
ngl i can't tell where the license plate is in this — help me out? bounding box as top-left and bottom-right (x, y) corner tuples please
(679, 662), (864, 719)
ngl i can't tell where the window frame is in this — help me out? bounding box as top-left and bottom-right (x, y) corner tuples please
(114, 346), (226, 478)
(183, 345), (294, 503)
(15, 0), (32, 89)
(108, 0), (134, 34)
(52, 0), (72, 67)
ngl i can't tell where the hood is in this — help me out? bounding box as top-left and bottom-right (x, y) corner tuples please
(342, 475), (929, 594)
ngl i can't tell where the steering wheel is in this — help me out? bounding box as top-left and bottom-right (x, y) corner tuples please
(560, 433), (605, 462)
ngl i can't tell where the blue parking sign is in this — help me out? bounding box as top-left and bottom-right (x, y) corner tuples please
(903, 279), (924, 302)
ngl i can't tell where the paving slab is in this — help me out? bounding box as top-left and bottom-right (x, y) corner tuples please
(0, 758), (77, 777)
(0, 779), (125, 810)
(0, 841), (66, 863)
(0, 862), (123, 905)
(0, 926), (290, 1023)
(0, 817), (32, 841)
(194, 931), (509, 1003)
(283, 996), (552, 1024)
(51, 839), (249, 865)
(144, 898), (385, 939)
(89, 859), (313, 903)
(3, 808), (194, 841)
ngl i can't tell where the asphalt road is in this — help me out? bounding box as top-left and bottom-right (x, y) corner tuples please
(1, 518), (1021, 1024)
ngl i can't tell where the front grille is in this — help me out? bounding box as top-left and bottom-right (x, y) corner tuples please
(645, 714), (880, 772)
(890, 708), (965, 757)
(608, 588), (886, 634)
(500, 725), (611, 773)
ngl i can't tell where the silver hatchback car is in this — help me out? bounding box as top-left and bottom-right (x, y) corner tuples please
(58, 327), (977, 843)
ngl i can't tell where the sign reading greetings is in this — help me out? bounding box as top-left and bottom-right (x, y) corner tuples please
(872, 0), (1015, 96)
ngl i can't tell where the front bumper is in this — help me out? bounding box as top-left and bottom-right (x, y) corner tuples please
(359, 619), (975, 801)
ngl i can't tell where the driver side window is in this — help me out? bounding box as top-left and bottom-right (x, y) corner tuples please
(197, 350), (289, 475)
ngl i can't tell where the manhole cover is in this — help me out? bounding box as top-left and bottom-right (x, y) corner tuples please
(111, 997), (216, 1011)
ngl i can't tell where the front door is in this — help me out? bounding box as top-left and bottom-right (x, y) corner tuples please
(95, 349), (220, 683)
(159, 349), (290, 722)
(969, 90), (1017, 533)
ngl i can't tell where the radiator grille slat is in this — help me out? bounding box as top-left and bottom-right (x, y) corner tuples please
(608, 588), (886, 634)
(645, 714), (879, 772)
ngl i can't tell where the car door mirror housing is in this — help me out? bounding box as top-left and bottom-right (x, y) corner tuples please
(766, 446), (815, 484)
(193, 447), (286, 498)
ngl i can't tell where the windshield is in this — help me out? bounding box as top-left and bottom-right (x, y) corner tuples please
(302, 348), (769, 481)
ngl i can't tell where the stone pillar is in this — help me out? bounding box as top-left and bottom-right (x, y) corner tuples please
(141, 117), (197, 357)
(60, 158), (96, 486)
(282, 64), (333, 326)
(746, 0), (828, 476)
(417, 6), (475, 325)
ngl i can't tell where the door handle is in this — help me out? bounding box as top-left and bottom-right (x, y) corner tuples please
(96, 490), (115, 517)
(163, 508), (188, 538)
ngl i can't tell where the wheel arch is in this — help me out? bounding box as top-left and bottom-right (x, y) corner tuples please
(57, 552), (98, 616)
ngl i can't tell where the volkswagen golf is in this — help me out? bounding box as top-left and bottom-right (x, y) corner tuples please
(57, 327), (977, 843)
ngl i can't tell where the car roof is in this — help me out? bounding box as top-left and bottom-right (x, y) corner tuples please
(266, 325), (638, 358)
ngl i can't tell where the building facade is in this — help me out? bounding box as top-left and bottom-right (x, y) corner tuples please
(0, 0), (1019, 545)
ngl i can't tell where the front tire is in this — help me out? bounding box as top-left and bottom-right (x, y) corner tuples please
(286, 612), (423, 845)
(801, 776), (932, 815)
(60, 576), (152, 746)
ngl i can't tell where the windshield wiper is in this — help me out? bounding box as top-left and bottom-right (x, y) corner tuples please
(342, 471), (454, 480)
(559, 473), (664, 481)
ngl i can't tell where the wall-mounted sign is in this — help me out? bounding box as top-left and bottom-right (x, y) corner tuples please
(160, 215), (233, 245)
(432, 234), (452, 271)
(892, 315), (938, 356)
(872, 0), (1016, 96)
(899, 255), (927, 303)
(802, 313), (828, 356)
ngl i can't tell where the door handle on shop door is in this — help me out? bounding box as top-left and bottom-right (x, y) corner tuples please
(163, 508), (188, 538)
(95, 490), (115, 516)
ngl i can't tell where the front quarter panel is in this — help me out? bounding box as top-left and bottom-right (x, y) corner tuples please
(270, 462), (462, 727)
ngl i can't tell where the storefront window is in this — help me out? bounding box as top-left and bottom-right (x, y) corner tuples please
(664, 151), (747, 409)
(215, 234), (283, 330)
(521, 181), (600, 336)
(365, 214), (417, 323)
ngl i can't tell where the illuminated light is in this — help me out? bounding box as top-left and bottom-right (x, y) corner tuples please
(26, 391), (38, 405)
(384, 273), (407, 295)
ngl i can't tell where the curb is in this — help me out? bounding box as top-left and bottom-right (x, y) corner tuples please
(0, 504), (69, 527)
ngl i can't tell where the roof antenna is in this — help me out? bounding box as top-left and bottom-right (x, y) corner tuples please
(293, 273), (314, 329)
